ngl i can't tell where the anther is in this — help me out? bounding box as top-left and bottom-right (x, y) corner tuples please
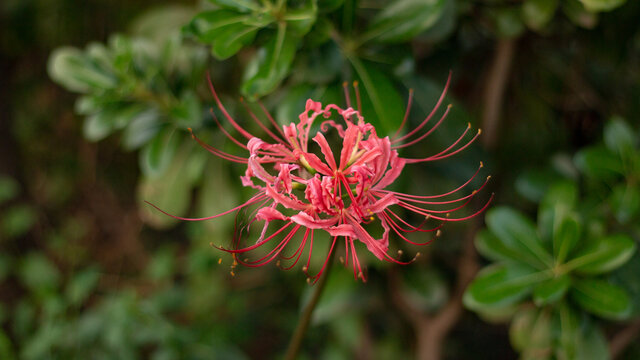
(436, 229), (442, 237)
(302, 266), (308, 272)
(478, 129), (482, 134)
(230, 271), (235, 277)
(276, 260), (281, 267)
(218, 258), (222, 265)
(306, 278), (312, 284)
(397, 250), (403, 256)
(339, 256), (345, 264)
(480, 161), (484, 168)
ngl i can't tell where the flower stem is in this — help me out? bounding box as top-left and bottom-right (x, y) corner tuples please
(284, 250), (335, 360)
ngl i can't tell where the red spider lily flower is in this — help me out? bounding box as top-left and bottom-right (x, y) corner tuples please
(147, 73), (492, 283)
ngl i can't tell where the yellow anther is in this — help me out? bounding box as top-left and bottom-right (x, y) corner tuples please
(230, 271), (235, 277)
(218, 258), (222, 265)
(397, 250), (403, 256)
(478, 129), (482, 135)
(339, 256), (345, 264)
(302, 266), (308, 272)
(480, 161), (484, 168)
(436, 229), (442, 237)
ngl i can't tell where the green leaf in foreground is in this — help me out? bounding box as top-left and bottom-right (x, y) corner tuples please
(242, 24), (298, 97)
(571, 278), (631, 320)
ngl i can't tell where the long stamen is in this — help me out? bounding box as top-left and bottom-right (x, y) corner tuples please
(240, 98), (287, 145)
(207, 72), (255, 140)
(392, 88), (414, 140)
(188, 128), (248, 163)
(392, 71), (451, 144)
(393, 105), (452, 149)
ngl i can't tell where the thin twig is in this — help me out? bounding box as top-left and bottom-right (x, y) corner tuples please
(284, 249), (335, 360)
(481, 38), (516, 150)
(610, 319), (640, 359)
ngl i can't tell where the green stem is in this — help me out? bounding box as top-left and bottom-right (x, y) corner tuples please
(283, 250), (335, 360)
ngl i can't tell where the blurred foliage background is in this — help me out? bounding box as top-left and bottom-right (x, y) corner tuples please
(1, 0), (640, 359)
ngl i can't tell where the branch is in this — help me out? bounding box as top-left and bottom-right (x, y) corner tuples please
(610, 319), (640, 359)
(481, 38), (517, 150)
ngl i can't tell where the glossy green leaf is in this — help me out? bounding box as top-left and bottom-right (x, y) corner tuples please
(553, 212), (581, 264)
(211, 23), (260, 60)
(285, 0), (318, 36)
(522, 0), (559, 31)
(185, 10), (266, 59)
(609, 184), (640, 224)
(140, 129), (182, 178)
(48, 47), (117, 93)
(242, 26), (298, 97)
(604, 117), (635, 155)
(348, 59), (405, 134)
(208, 0), (260, 12)
(475, 229), (524, 263)
(463, 263), (546, 312)
(579, 0), (626, 12)
(539, 181), (578, 245)
(486, 207), (553, 269)
(533, 274), (570, 306)
(571, 278), (631, 320)
(569, 234), (636, 275)
(574, 146), (624, 180)
(363, 0), (446, 43)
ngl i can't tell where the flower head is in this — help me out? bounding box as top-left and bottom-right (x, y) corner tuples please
(148, 74), (492, 283)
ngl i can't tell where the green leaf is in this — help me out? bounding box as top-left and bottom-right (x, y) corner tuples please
(347, 59), (405, 135)
(285, 0), (318, 36)
(553, 212), (581, 264)
(568, 234), (636, 274)
(170, 91), (203, 129)
(242, 25), (298, 97)
(121, 108), (162, 150)
(66, 267), (101, 306)
(533, 274), (570, 306)
(486, 207), (553, 269)
(515, 168), (563, 203)
(579, 0), (626, 12)
(207, 0), (260, 12)
(562, 0), (598, 28)
(1, 204), (37, 239)
(574, 145), (624, 180)
(0, 176), (20, 205)
(48, 47), (117, 93)
(490, 8), (525, 38)
(539, 181), (578, 245)
(556, 302), (581, 360)
(83, 103), (150, 142)
(571, 278), (631, 320)
(609, 184), (640, 224)
(463, 263), (547, 312)
(475, 229), (525, 263)
(0, 330), (15, 360)
(138, 141), (207, 229)
(604, 117), (635, 155)
(185, 9), (266, 59)
(510, 307), (552, 354)
(522, 0), (559, 31)
(575, 323), (610, 360)
(363, 0), (447, 43)
(18, 254), (61, 295)
(140, 129), (182, 178)
(211, 23), (260, 59)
